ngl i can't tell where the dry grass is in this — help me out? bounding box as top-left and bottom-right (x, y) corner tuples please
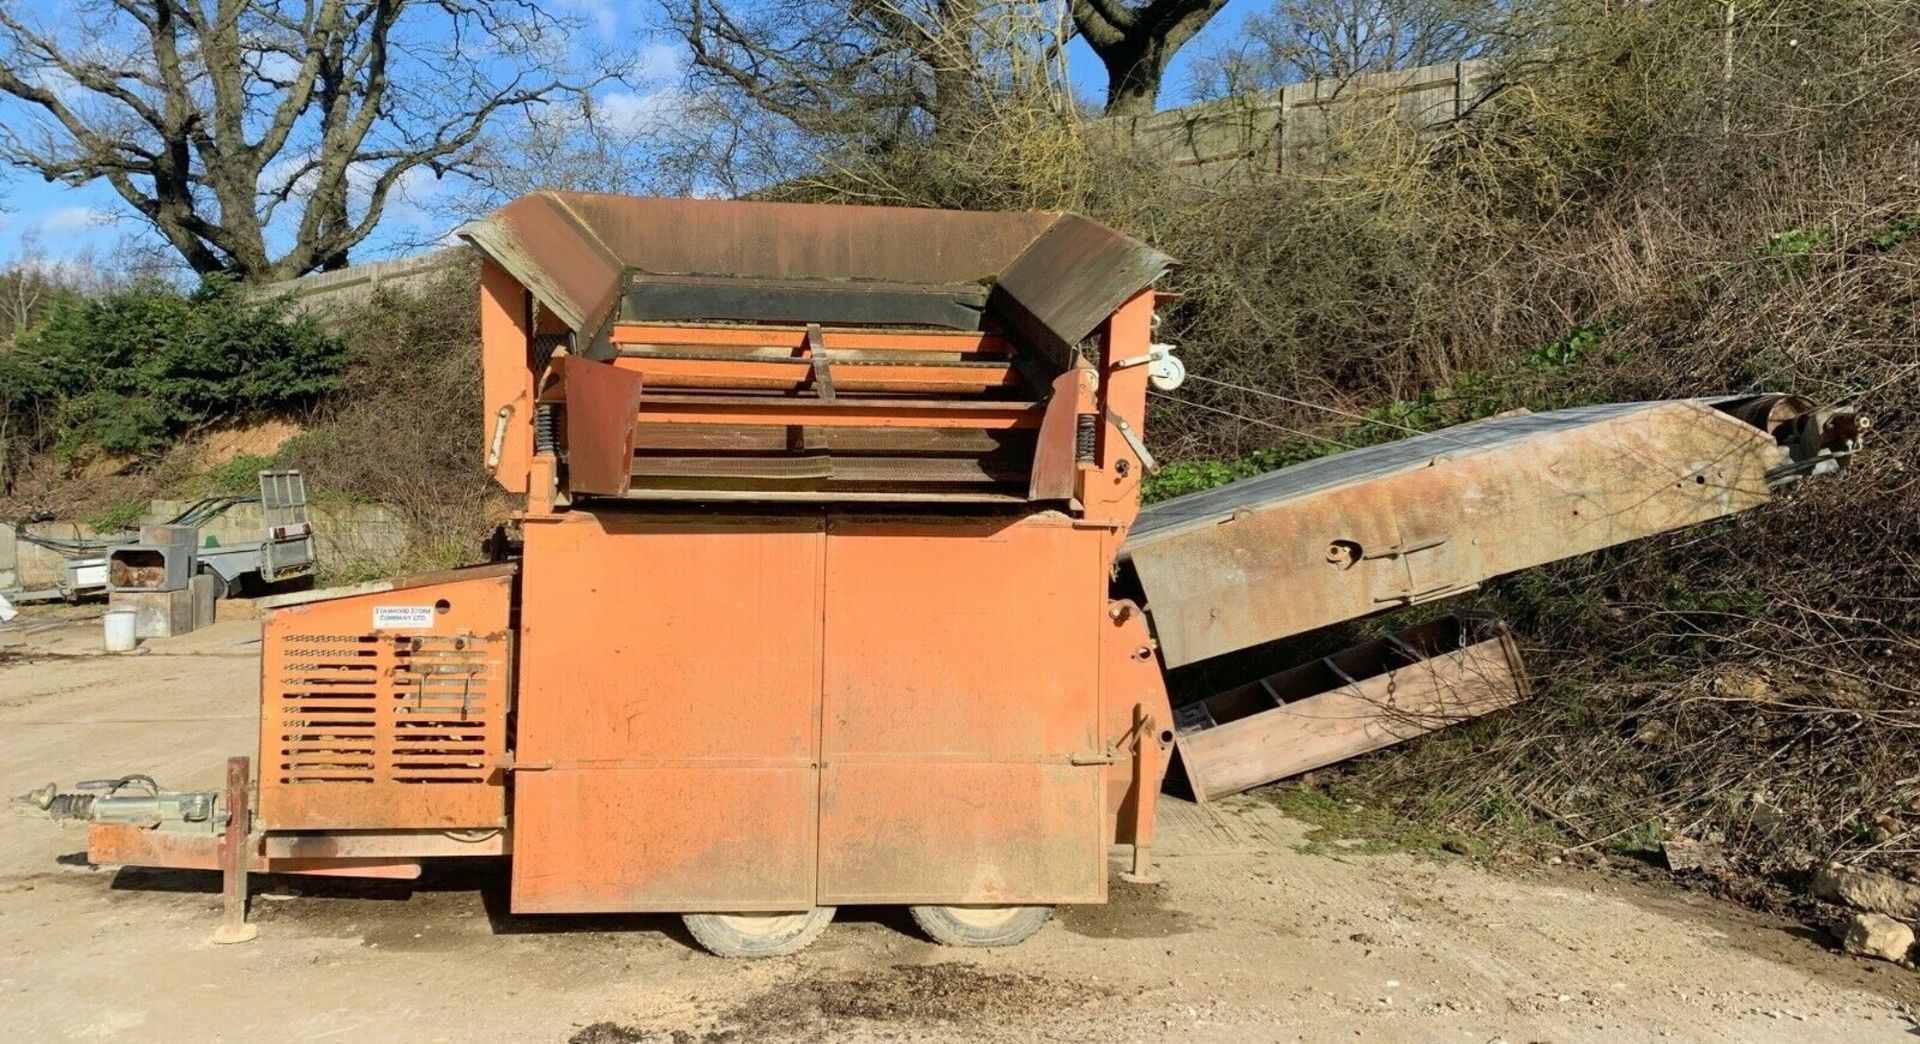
(1240, 2), (1920, 887)
(280, 259), (502, 575)
(782, 0), (1920, 892)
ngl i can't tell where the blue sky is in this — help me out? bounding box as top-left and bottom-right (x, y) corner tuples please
(0, 1), (1254, 271)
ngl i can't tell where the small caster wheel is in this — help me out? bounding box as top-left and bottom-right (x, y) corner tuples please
(683, 908), (835, 958)
(909, 904), (1053, 947)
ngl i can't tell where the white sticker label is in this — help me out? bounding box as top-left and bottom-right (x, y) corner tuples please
(372, 605), (436, 630)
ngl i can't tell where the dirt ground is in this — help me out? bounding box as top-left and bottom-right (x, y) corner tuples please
(2, 610), (1916, 1043)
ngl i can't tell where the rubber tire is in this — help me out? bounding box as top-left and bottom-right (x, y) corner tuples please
(908, 904), (1053, 947)
(682, 908), (836, 958)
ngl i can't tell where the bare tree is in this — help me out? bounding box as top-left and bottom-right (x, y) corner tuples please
(669, 0), (989, 152)
(412, 87), (750, 238)
(657, 1), (1085, 198)
(1191, 0), (1500, 97)
(1281, 0), (1498, 79)
(0, 1), (623, 282)
(0, 235), (71, 344)
(1069, 0), (1230, 118)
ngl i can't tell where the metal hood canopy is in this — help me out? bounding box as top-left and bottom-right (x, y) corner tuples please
(457, 192), (1173, 365)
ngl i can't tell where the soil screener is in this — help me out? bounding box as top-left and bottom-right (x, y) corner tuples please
(12, 194), (1859, 956)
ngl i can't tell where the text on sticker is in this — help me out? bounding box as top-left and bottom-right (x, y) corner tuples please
(372, 605), (436, 629)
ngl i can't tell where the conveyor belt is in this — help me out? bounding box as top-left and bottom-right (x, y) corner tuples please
(1122, 398), (1800, 667)
(1127, 400), (1688, 554)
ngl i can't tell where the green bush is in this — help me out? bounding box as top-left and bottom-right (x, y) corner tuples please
(0, 276), (346, 458)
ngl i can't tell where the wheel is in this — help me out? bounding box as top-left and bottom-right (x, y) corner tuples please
(909, 904), (1053, 947)
(682, 908), (835, 958)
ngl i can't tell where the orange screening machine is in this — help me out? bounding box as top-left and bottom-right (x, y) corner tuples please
(16, 194), (1858, 957)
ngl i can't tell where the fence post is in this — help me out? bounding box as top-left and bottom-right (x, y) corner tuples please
(210, 755), (258, 944)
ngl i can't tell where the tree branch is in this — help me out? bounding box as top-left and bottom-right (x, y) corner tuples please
(0, 0), (618, 280)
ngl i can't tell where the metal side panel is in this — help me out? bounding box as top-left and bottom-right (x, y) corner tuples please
(510, 511), (824, 914)
(555, 355), (645, 496)
(258, 570), (514, 831)
(1128, 400), (1782, 668)
(816, 513), (1108, 906)
(261, 536), (316, 582)
(1173, 615), (1529, 802)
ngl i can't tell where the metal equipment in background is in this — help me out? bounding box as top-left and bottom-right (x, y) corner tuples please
(10, 193), (1860, 958)
(6, 470), (316, 606)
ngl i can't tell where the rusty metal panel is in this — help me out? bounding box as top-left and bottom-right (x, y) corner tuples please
(257, 570), (514, 831)
(510, 511), (824, 913)
(458, 193), (624, 336)
(560, 193), (1055, 287)
(90, 823), (227, 871)
(515, 767), (814, 912)
(89, 823), (421, 879)
(554, 355), (644, 496)
(993, 214), (1174, 370)
(621, 274), (991, 330)
(816, 513), (1107, 905)
(1128, 400), (1784, 667)
(818, 763), (1103, 904)
(261, 830), (509, 859)
(1173, 616), (1529, 801)
(1100, 602), (1174, 845)
(1028, 367), (1091, 501)
(480, 259), (535, 494)
(458, 193), (1168, 359)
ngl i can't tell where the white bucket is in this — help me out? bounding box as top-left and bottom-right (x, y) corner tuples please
(103, 609), (138, 653)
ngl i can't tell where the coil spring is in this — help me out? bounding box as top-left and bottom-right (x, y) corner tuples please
(1074, 414), (1097, 464)
(534, 404), (557, 456)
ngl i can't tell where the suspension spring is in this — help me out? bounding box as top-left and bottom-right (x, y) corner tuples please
(534, 404), (558, 456)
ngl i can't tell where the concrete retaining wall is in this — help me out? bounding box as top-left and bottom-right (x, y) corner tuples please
(1, 520), (104, 592)
(254, 248), (470, 317)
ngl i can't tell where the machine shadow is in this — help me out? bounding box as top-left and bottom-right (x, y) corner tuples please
(91, 853), (924, 949)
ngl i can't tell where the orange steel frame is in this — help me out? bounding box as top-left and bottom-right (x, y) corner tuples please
(478, 258), (1174, 913)
(83, 263), (1173, 914)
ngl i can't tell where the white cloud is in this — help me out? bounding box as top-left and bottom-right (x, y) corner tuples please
(553, 0), (618, 36)
(596, 86), (694, 136)
(633, 41), (687, 86)
(251, 49), (304, 83)
(378, 164), (445, 229)
(38, 205), (116, 234)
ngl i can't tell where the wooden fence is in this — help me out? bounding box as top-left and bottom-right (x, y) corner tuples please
(1114, 58), (1501, 182)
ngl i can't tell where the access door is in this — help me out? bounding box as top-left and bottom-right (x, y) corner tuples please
(816, 513), (1109, 905)
(510, 511), (825, 913)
